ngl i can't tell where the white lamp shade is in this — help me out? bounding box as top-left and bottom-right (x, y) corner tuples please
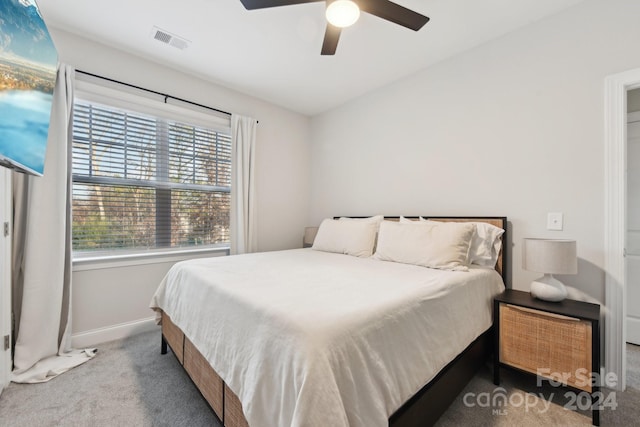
(522, 238), (577, 275)
(303, 226), (319, 247)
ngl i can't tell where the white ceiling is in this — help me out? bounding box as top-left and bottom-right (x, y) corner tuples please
(37, 0), (585, 116)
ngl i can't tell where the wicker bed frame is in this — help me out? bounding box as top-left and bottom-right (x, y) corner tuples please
(159, 216), (508, 427)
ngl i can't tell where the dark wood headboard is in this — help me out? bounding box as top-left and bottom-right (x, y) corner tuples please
(336, 216), (508, 286)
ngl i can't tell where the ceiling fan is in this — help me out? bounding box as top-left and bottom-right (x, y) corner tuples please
(238, 0), (429, 55)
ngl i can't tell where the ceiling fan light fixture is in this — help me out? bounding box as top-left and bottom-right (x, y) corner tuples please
(325, 0), (360, 28)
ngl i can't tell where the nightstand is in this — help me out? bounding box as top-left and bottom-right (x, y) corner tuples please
(493, 289), (601, 426)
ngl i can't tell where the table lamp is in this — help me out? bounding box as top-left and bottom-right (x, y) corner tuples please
(303, 227), (319, 248)
(523, 238), (577, 302)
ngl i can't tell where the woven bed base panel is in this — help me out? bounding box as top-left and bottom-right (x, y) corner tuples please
(224, 383), (250, 427)
(161, 311), (249, 426)
(162, 313), (184, 364)
(184, 337), (224, 420)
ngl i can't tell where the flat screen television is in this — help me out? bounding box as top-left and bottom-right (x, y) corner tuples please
(0, 0), (58, 176)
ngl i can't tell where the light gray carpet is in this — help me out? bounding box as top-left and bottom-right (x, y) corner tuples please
(0, 330), (221, 426)
(436, 344), (640, 427)
(0, 332), (638, 426)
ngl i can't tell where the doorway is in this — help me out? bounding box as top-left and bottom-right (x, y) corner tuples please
(627, 91), (640, 346)
(604, 67), (640, 393)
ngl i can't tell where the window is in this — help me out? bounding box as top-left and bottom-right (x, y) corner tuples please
(71, 88), (231, 257)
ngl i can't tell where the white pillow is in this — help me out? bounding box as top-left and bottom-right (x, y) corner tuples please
(340, 215), (385, 250)
(400, 217), (504, 268)
(467, 222), (504, 267)
(339, 215), (384, 226)
(374, 220), (475, 271)
(312, 218), (378, 257)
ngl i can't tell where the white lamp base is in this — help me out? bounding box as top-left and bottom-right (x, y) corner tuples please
(530, 274), (568, 302)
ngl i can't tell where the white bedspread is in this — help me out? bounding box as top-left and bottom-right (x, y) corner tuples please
(150, 249), (504, 427)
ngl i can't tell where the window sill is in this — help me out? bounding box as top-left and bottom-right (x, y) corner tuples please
(72, 246), (230, 272)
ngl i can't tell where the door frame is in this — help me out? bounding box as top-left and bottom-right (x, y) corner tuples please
(604, 67), (640, 392)
(0, 169), (12, 394)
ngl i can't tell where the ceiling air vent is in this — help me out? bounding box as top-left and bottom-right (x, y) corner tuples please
(151, 26), (190, 50)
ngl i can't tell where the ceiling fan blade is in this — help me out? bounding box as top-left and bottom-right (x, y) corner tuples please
(239, 0), (322, 10)
(321, 24), (341, 56)
(358, 0), (429, 31)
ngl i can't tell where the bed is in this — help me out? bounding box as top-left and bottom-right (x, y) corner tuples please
(150, 216), (508, 427)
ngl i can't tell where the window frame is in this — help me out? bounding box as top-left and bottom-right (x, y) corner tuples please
(71, 76), (232, 261)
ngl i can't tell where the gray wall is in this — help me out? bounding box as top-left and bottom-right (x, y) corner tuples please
(310, 0), (640, 304)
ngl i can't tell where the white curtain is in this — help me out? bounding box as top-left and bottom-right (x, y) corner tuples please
(11, 64), (95, 383)
(230, 114), (258, 255)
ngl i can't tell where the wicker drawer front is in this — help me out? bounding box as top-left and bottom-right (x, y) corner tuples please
(224, 383), (250, 427)
(184, 337), (224, 420)
(499, 304), (592, 392)
(161, 313), (184, 364)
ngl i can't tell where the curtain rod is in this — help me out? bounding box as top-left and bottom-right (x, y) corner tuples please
(76, 69), (233, 118)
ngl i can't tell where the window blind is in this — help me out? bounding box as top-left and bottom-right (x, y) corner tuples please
(72, 99), (231, 255)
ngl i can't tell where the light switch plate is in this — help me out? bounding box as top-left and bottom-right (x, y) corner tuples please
(547, 212), (563, 231)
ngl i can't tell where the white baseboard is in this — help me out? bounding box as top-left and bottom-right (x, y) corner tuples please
(71, 317), (159, 348)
